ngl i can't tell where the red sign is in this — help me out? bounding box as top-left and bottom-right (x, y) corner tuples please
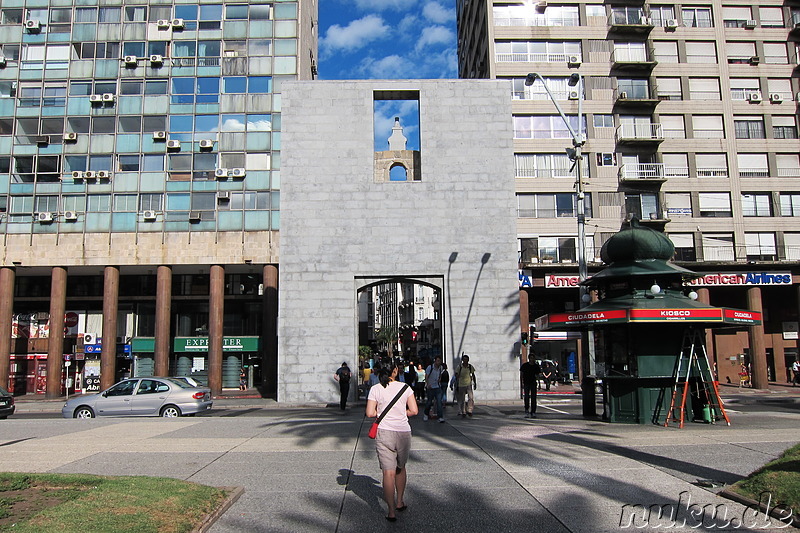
(545, 309), (628, 326)
(64, 312), (79, 328)
(722, 309), (761, 325)
(629, 308), (723, 322)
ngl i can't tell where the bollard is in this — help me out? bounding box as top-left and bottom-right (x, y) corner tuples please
(582, 376), (597, 417)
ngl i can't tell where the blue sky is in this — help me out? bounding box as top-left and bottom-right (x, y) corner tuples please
(318, 0), (458, 80)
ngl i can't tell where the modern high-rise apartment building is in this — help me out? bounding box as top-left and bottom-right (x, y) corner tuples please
(0, 0), (317, 397)
(458, 0), (800, 385)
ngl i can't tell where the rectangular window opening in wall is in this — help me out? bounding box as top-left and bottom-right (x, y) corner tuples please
(374, 91), (421, 182)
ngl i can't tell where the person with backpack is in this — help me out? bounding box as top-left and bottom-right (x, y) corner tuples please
(334, 362), (352, 410)
(439, 363), (450, 406)
(450, 354), (477, 418)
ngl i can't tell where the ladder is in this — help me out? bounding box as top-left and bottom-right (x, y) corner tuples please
(664, 328), (730, 428)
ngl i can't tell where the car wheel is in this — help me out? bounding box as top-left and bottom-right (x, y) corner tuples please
(160, 405), (182, 418)
(0, 416), (7, 420)
(74, 407), (95, 419)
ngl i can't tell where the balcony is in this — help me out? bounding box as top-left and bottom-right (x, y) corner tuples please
(608, 12), (654, 34)
(696, 167), (729, 178)
(618, 163), (667, 183)
(615, 123), (664, 145)
(610, 48), (657, 72)
(495, 52), (580, 64)
(613, 86), (660, 111)
(739, 168), (769, 178)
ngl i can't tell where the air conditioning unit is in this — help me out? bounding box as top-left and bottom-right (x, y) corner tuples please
(769, 93), (783, 103)
(102, 93), (115, 102)
(153, 131), (167, 140)
(166, 140), (181, 150)
(63, 211), (78, 221)
(83, 333), (97, 345)
(747, 92), (762, 103)
(199, 139), (214, 149)
(665, 18), (679, 29)
(96, 170), (111, 179)
(71, 171), (84, 179)
(189, 211), (202, 221)
(89, 94), (102, 103)
(156, 19), (171, 29)
(0, 57), (6, 68)
(214, 168), (229, 179)
(123, 55), (138, 66)
(217, 191), (230, 200)
(37, 212), (54, 223)
(744, 20), (756, 29)
(24, 20), (41, 31)
(568, 90), (580, 100)
(83, 171), (96, 179)
(231, 168), (246, 178)
(639, 16), (652, 25)
(142, 210), (157, 220)
(149, 54), (163, 66)
(748, 56), (760, 65)
(567, 55), (581, 67)
(618, 91), (628, 99)
(64, 132), (78, 142)
(171, 18), (185, 29)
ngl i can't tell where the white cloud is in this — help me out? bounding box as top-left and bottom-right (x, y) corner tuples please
(350, 0), (418, 11)
(422, 2), (454, 24)
(415, 25), (455, 51)
(397, 14), (419, 40)
(358, 54), (417, 79)
(320, 15), (390, 56)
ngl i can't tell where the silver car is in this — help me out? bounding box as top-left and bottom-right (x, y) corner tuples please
(62, 377), (213, 419)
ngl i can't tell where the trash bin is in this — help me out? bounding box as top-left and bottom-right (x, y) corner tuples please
(582, 376), (597, 417)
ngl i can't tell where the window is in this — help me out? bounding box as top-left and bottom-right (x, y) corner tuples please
(113, 194), (137, 212)
(495, 41), (581, 63)
(118, 155), (140, 171)
(745, 233), (776, 260)
(767, 79), (792, 102)
(682, 7), (713, 28)
(653, 41), (679, 63)
(758, 7), (783, 28)
(784, 234), (800, 261)
(685, 41), (717, 63)
(698, 192), (732, 217)
(695, 153), (728, 177)
(517, 193), (592, 218)
(692, 116), (724, 138)
(663, 154), (689, 177)
(35, 195), (59, 213)
(617, 78), (649, 99)
(665, 192), (692, 217)
(763, 43), (788, 64)
(140, 194), (163, 211)
(610, 7), (646, 25)
(726, 42), (756, 63)
(773, 116), (798, 139)
(87, 195), (111, 212)
(493, 5), (579, 26)
(688, 78), (720, 100)
(741, 193), (772, 217)
(776, 155), (800, 177)
(656, 78), (682, 100)
(737, 153), (768, 177)
(513, 115), (587, 139)
(222, 76), (272, 94)
(780, 193), (800, 216)
(533, 236), (585, 263)
(660, 116), (686, 139)
(702, 233), (734, 261)
(722, 6), (752, 28)
(669, 233), (696, 261)
(625, 193), (661, 220)
(512, 76), (579, 100)
(62, 195), (86, 213)
(613, 42), (648, 63)
(593, 115), (614, 128)
(729, 78), (759, 100)
(171, 77), (220, 104)
(514, 153), (587, 178)
(734, 116), (766, 139)
(596, 153), (617, 166)
(650, 5), (676, 27)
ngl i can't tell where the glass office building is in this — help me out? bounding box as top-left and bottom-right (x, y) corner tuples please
(0, 0), (317, 398)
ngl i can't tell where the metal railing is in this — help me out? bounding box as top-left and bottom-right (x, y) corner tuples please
(495, 52), (579, 63)
(696, 167), (728, 178)
(618, 163), (666, 181)
(494, 16), (579, 27)
(608, 12), (652, 26)
(616, 122), (663, 141)
(739, 168), (769, 178)
(665, 166), (690, 178)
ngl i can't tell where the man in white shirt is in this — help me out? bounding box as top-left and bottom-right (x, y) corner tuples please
(423, 357), (445, 422)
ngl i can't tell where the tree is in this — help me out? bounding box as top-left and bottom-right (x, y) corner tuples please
(374, 326), (398, 360)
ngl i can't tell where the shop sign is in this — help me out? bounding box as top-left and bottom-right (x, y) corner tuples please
(173, 337), (260, 352)
(783, 322), (799, 340)
(518, 270), (533, 288)
(629, 308), (723, 322)
(544, 275), (580, 288)
(84, 376), (101, 393)
(538, 310), (628, 328)
(687, 272), (792, 287)
(722, 309), (761, 326)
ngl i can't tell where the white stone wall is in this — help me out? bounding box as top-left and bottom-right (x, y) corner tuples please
(279, 80), (519, 404)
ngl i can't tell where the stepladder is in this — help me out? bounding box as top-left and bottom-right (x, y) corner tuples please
(664, 328), (730, 428)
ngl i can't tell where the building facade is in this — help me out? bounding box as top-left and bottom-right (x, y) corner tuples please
(458, 0), (800, 385)
(0, 0), (318, 397)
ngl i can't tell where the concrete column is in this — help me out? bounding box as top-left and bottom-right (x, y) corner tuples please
(0, 267), (15, 389)
(263, 264), (278, 396)
(747, 286), (768, 389)
(696, 288), (716, 375)
(154, 265), (172, 376)
(46, 267), (67, 399)
(519, 289), (529, 362)
(208, 265), (224, 396)
(100, 266), (119, 390)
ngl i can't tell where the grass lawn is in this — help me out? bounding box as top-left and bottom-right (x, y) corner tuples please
(728, 442), (800, 515)
(0, 472), (229, 533)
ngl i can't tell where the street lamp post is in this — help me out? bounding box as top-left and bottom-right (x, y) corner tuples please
(524, 72), (588, 301)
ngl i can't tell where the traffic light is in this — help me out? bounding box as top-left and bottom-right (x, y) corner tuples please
(521, 332), (528, 345)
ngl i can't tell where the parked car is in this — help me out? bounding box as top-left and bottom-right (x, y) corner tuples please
(0, 385), (14, 419)
(62, 377), (212, 419)
(169, 376), (201, 388)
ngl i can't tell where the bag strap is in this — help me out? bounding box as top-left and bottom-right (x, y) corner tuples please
(375, 384), (409, 425)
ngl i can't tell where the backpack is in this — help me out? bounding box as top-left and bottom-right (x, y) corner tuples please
(340, 368), (351, 383)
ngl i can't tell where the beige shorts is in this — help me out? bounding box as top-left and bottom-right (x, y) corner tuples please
(375, 430), (412, 471)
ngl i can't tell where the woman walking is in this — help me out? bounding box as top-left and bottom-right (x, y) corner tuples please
(366, 362), (418, 521)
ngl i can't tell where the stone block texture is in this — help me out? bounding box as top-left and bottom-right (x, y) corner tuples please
(280, 80), (519, 404)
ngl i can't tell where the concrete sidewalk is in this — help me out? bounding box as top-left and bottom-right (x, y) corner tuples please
(1, 397), (798, 532)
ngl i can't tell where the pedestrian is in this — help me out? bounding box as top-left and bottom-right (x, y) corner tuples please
(239, 368), (247, 391)
(439, 363), (450, 406)
(333, 362), (352, 410)
(415, 363), (426, 402)
(520, 354), (541, 418)
(541, 361), (553, 391)
(792, 359), (800, 387)
(451, 354), (477, 418)
(423, 356), (445, 422)
(365, 362), (418, 522)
